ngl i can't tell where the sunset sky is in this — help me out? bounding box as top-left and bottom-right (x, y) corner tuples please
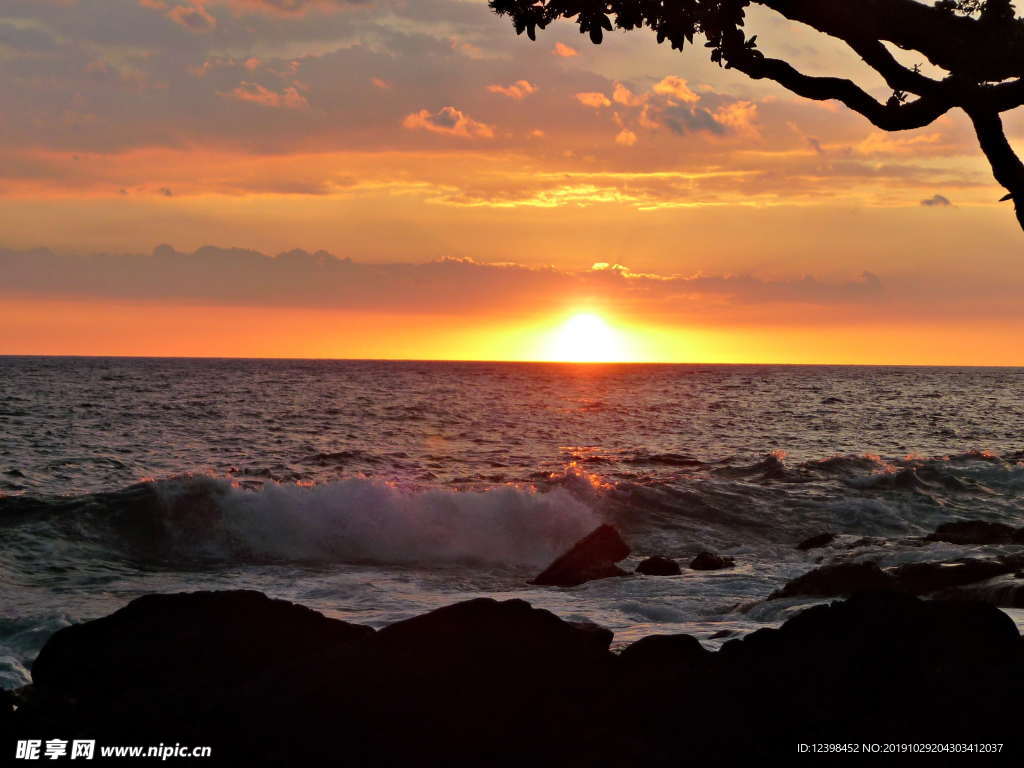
(2, 0), (1023, 363)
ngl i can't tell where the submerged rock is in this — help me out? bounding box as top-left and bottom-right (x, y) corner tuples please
(926, 520), (1022, 545)
(635, 556), (682, 576)
(770, 562), (893, 599)
(773, 556), (1024, 603)
(889, 558), (1011, 594)
(689, 552), (735, 571)
(530, 524), (630, 587)
(934, 575), (1024, 607)
(796, 532), (836, 551)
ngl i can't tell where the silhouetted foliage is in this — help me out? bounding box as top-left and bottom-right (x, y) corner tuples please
(491, 0), (1024, 231)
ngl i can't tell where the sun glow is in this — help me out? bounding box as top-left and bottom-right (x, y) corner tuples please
(541, 313), (632, 362)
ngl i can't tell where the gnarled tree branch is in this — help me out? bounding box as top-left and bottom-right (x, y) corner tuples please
(842, 37), (942, 96)
(725, 48), (957, 131)
(967, 108), (1024, 229)
(755, 0), (1024, 83)
(490, 0), (1024, 232)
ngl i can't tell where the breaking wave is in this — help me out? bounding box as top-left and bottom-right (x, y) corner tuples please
(0, 475), (603, 568)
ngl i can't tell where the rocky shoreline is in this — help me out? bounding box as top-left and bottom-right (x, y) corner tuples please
(4, 519), (1023, 764)
(4, 594), (1022, 763)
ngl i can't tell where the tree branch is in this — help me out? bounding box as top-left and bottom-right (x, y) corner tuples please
(754, 0), (1024, 83)
(843, 37), (941, 96)
(967, 108), (1024, 229)
(725, 49), (956, 131)
(977, 77), (1024, 112)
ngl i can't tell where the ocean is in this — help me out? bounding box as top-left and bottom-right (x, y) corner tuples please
(2, 356), (1023, 689)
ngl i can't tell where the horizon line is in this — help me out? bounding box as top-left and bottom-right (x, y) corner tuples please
(2, 354), (1023, 368)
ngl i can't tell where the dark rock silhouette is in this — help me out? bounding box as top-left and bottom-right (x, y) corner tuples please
(530, 524), (630, 587)
(689, 551), (735, 570)
(23, 590), (375, 755)
(774, 554), (1024, 605)
(926, 520), (1022, 545)
(618, 633), (710, 668)
(796, 532), (835, 550)
(934, 575), (1024, 607)
(10, 589), (1024, 763)
(709, 591), (1023, 750)
(374, 597), (613, 662)
(889, 558), (1011, 594)
(635, 555), (681, 576)
(770, 562), (893, 599)
(31, 590), (374, 698)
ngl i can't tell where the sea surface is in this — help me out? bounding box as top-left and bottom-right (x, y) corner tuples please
(2, 357), (1023, 688)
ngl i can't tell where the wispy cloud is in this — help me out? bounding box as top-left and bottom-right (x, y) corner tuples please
(486, 80), (537, 100)
(403, 106), (495, 139)
(0, 245), (886, 320)
(227, 82), (309, 108)
(920, 194), (952, 207)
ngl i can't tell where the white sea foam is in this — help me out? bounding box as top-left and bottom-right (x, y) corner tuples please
(154, 476), (602, 567)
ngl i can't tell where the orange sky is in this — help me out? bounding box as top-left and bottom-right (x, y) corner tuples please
(1, 0), (1023, 363)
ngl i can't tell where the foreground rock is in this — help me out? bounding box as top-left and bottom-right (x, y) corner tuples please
(23, 591), (374, 747)
(373, 596), (612, 662)
(530, 524), (630, 587)
(926, 520), (1024, 545)
(689, 551), (735, 570)
(934, 574), (1024, 607)
(770, 562), (892, 599)
(888, 558), (1011, 594)
(635, 556), (681, 576)
(708, 592), (1022, 750)
(796, 532), (835, 551)
(31, 590), (374, 698)
(11, 590), (1024, 764)
(772, 553), (1024, 604)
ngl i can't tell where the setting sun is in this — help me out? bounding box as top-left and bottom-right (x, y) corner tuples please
(541, 313), (632, 363)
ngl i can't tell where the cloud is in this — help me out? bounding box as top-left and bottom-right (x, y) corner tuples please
(660, 104), (725, 136)
(612, 83), (646, 107)
(713, 101), (760, 140)
(857, 131), (948, 157)
(920, 194), (953, 207)
(553, 42), (578, 57)
(806, 136), (826, 156)
(592, 78), (760, 146)
(0, 21), (58, 50)
(486, 80), (537, 100)
(402, 106), (494, 138)
(141, 0), (217, 31)
(652, 76), (699, 104)
(614, 129), (637, 147)
(0, 246), (887, 317)
(0, 0), (992, 212)
(227, 82), (309, 108)
(575, 92), (611, 108)
(215, 0), (369, 14)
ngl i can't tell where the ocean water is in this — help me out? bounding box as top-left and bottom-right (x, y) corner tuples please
(2, 357), (1023, 689)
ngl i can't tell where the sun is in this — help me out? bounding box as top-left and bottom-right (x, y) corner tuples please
(541, 313), (631, 363)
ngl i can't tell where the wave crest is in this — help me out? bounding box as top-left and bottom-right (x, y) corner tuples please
(11, 476), (603, 568)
